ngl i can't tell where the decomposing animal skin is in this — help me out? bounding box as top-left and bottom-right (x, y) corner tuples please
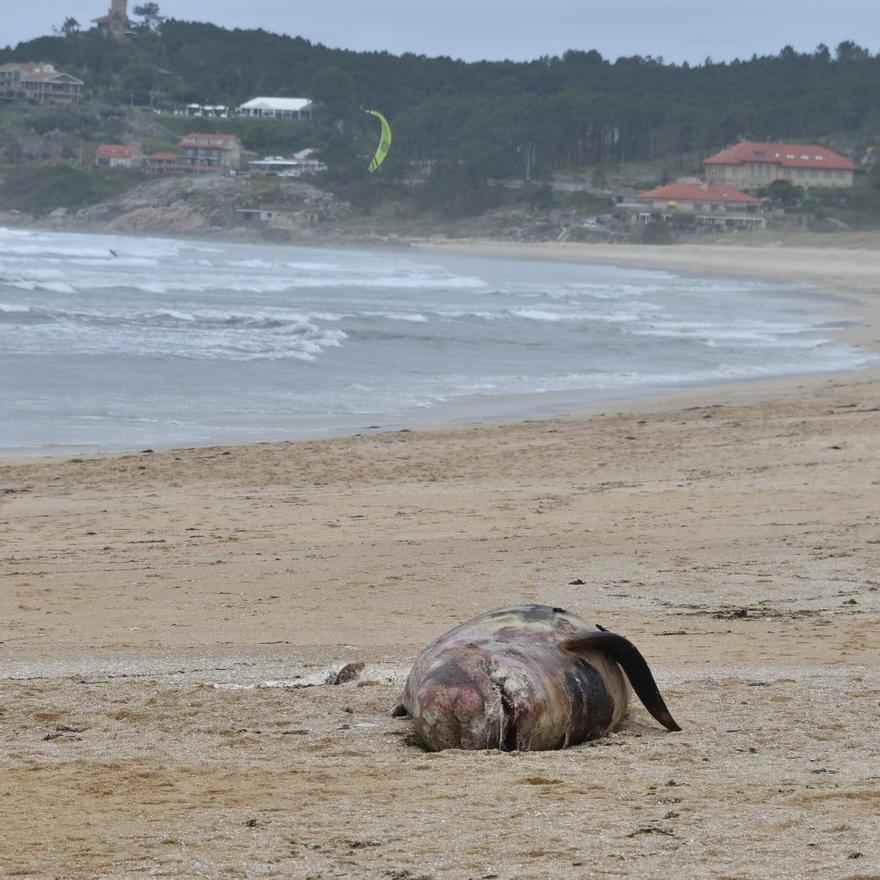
(392, 604), (680, 751)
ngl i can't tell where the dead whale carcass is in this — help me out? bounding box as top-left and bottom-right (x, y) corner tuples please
(392, 604), (680, 751)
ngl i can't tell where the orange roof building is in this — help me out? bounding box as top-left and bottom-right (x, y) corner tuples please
(95, 144), (143, 167)
(704, 141), (855, 189)
(639, 181), (760, 205)
(636, 179), (765, 229)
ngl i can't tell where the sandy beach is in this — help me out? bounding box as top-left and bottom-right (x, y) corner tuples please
(2, 240), (879, 879)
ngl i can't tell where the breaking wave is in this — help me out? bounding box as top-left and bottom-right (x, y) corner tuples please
(0, 226), (870, 452)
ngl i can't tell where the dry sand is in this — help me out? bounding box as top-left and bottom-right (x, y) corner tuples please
(2, 241), (879, 879)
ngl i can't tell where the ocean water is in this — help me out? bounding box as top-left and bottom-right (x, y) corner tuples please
(0, 227), (869, 454)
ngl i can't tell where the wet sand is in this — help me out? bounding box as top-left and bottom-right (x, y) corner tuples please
(2, 242), (879, 879)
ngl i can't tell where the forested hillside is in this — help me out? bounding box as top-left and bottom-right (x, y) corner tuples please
(3, 20), (879, 181)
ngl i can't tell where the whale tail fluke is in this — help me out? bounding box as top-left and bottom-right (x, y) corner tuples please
(562, 630), (681, 732)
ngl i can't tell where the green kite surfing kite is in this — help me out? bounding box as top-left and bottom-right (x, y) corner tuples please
(365, 109), (392, 172)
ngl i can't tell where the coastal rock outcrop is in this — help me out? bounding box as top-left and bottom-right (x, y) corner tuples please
(38, 175), (350, 239)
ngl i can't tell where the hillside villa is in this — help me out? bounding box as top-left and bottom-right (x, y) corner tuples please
(237, 97), (314, 120)
(177, 132), (241, 171)
(92, 134), (241, 174)
(94, 143), (143, 168)
(636, 180), (765, 229)
(0, 62), (83, 104)
(704, 141), (855, 190)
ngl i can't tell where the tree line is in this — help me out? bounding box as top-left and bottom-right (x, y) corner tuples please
(2, 19), (879, 182)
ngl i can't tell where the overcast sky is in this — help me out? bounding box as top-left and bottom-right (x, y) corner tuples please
(4, 0), (878, 63)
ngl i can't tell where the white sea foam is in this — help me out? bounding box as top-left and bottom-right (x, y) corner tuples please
(0, 299), (349, 360)
(1, 274), (490, 296)
(362, 311), (429, 322)
(630, 318), (824, 347)
(7, 280), (77, 294)
(0, 228), (868, 452)
(228, 259), (275, 268)
(285, 261), (340, 271)
(510, 308), (565, 322)
(0, 239), (183, 260)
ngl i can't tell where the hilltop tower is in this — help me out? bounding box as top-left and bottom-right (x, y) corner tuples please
(92, 0), (129, 39)
(109, 0), (128, 38)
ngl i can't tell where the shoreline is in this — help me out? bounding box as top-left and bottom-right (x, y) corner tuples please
(1, 361), (873, 463)
(1, 231), (877, 462)
(414, 237), (880, 341)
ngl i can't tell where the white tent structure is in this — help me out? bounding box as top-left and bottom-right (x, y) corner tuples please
(248, 149), (327, 176)
(237, 97), (314, 120)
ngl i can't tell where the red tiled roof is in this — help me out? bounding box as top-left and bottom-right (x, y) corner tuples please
(704, 141), (854, 171)
(96, 144), (142, 159)
(639, 182), (760, 204)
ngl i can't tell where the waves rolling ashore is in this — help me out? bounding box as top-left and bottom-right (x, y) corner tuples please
(0, 227), (869, 454)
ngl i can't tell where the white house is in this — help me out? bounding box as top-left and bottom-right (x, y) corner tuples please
(237, 97), (314, 120)
(0, 62), (84, 104)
